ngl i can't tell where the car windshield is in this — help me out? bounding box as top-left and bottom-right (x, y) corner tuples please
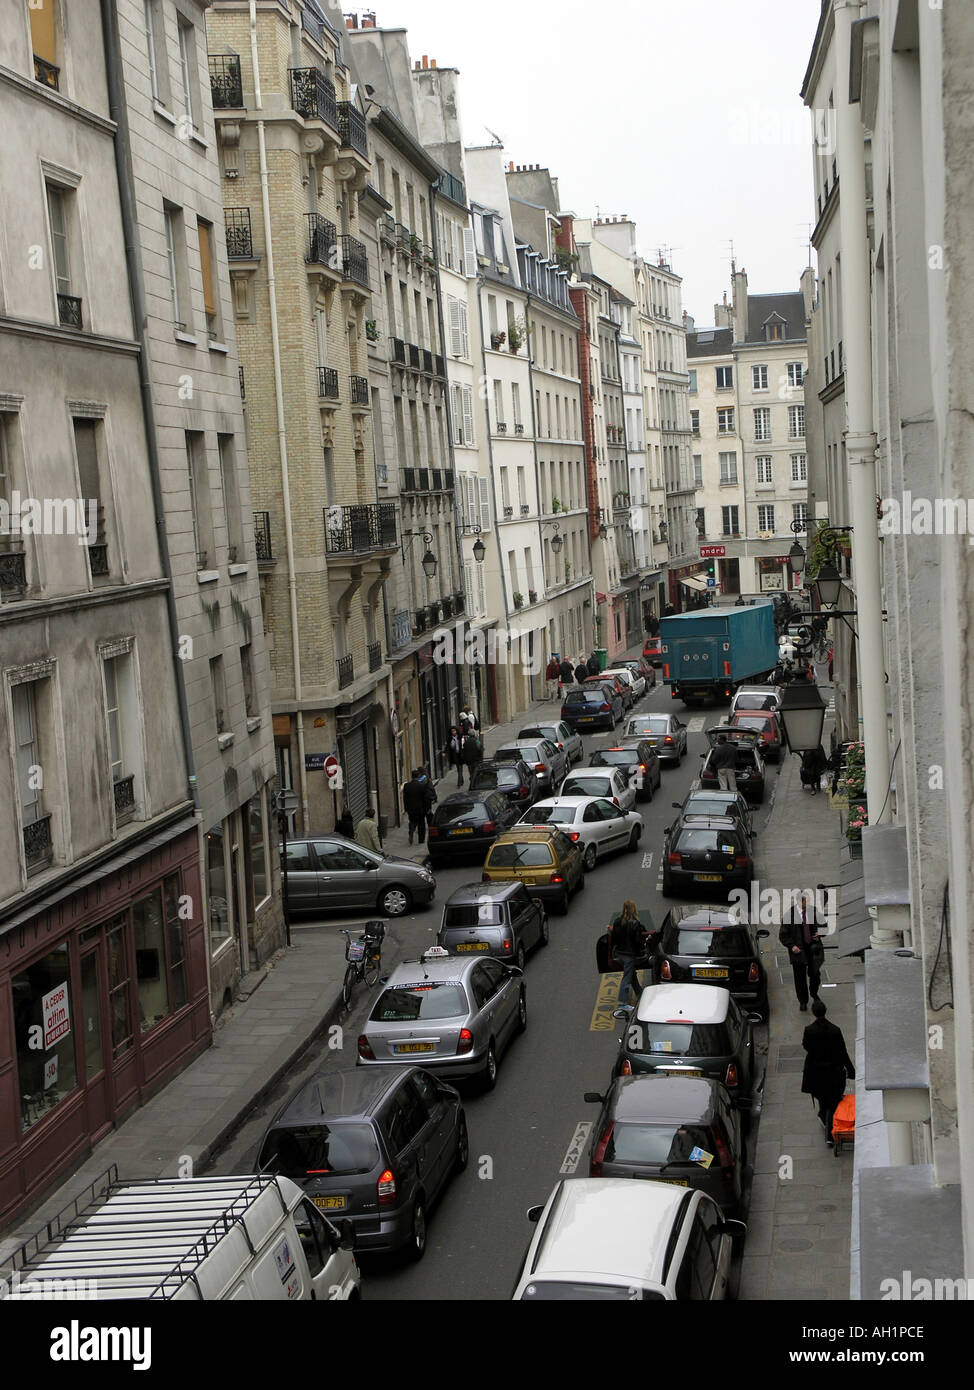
(662, 927), (753, 956)
(562, 777), (611, 797)
(444, 904), (503, 927)
(521, 1281), (663, 1301)
(630, 1022), (731, 1056)
(674, 830), (741, 853)
(258, 1123), (380, 1179)
(590, 749), (637, 766)
(433, 800), (488, 826)
(683, 798), (740, 820)
(606, 1123), (715, 1166)
(372, 983), (468, 1022)
(488, 842), (554, 867)
(523, 805), (575, 825)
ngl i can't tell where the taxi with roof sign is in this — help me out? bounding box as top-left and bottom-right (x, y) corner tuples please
(357, 946), (526, 1091)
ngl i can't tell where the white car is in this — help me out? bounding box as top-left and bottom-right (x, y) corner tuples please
(729, 685), (782, 716)
(603, 666), (644, 700)
(517, 795), (642, 870)
(558, 765), (637, 813)
(511, 1178), (743, 1300)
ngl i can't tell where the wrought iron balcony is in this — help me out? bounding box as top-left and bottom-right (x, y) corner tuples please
(318, 366), (339, 400)
(113, 774), (136, 824)
(453, 591), (465, 614)
(402, 468), (417, 492)
(209, 53), (243, 108)
(253, 511), (273, 562)
(391, 337), (406, 364)
(441, 595), (453, 618)
(337, 655), (354, 690)
(408, 343), (421, 370)
(431, 470), (443, 491)
(301, 4), (325, 45)
(393, 609), (411, 647)
(289, 67), (338, 129)
(306, 213), (338, 267)
(421, 348), (433, 375)
(337, 102), (368, 158)
(238, 365), (245, 401)
(23, 813), (53, 871)
(443, 469), (454, 489)
(413, 608), (427, 634)
(433, 353), (445, 378)
(417, 468), (430, 491)
(34, 54), (59, 90)
(350, 375), (370, 406)
(57, 294), (83, 329)
(340, 234), (369, 288)
(324, 502), (397, 555)
(225, 208), (253, 259)
(0, 545), (27, 597)
(368, 641), (382, 672)
(436, 170), (466, 207)
(88, 544), (109, 576)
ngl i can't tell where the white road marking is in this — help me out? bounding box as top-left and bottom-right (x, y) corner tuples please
(559, 1121), (593, 1174)
(641, 851), (654, 870)
(686, 716), (706, 733)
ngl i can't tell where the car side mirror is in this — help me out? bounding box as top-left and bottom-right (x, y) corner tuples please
(756, 929), (770, 940)
(721, 1218), (748, 1238)
(612, 1006), (633, 1019)
(583, 1091), (604, 1104)
(699, 752), (706, 758)
(672, 803), (681, 810)
(746, 1012), (763, 1026)
(527, 1204), (544, 1224)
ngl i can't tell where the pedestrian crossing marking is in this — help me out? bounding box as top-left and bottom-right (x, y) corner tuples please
(686, 716), (706, 733)
(591, 973), (623, 1030)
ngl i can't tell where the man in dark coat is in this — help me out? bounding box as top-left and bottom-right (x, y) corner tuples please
(647, 615), (660, 637)
(461, 728), (482, 775)
(586, 652), (601, 677)
(559, 657), (574, 687)
(574, 659), (589, 686)
(402, 769), (429, 846)
(802, 1000), (855, 1143)
(779, 890), (827, 1010)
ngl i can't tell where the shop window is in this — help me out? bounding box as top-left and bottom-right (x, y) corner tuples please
(107, 916), (133, 1058)
(207, 825), (230, 949)
(248, 794), (268, 909)
(14, 943), (79, 1132)
(133, 888), (170, 1033)
(80, 952), (104, 1081)
(164, 872), (188, 1011)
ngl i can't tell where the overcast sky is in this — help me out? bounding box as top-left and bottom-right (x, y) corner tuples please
(363, 0), (823, 322)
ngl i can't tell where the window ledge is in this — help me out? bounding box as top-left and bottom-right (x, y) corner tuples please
(246, 716), (262, 734)
(189, 132), (208, 153)
(218, 731), (235, 751)
(207, 340), (229, 354)
(175, 331), (198, 346)
(153, 101), (176, 126)
(228, 562), (249, 577)
(197, 569), (219, 583)
(789, 480), (808, 488)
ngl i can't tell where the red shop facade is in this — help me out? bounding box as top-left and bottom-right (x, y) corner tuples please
(0, 818), (210, 1224)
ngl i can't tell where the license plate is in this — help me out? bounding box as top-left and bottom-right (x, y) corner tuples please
(655, 1178), (689, 1187)
(694, 874), (723, 882)
(659, 1068), (702, 1077)
(578, 717), (594, 723)
(457, 942), (489, 952)
(394, 1042), (435, 1054)
(693, 967), (729, 978)
(450, 827), (474, 835)
(312, 1195), (348, 1211)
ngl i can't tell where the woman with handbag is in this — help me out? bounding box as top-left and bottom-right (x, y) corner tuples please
(608, 900), (657, 1008)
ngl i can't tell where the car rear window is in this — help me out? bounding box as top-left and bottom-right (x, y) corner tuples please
(372, 984), (467, 1021)
(433, 799), (488, 826)
(564, 691), (599, 706)
(258, 1123), (380, 1179)
(662, 927), (753, 956)
(519, 727), (552, 740)
(487, 842), (554, 868)
(682, 798), (739, 820)
(674, 829), (741, 853)
(734, 717), (770, 732)
(497, 746), (538, 763)
(444, 904), (503, 927)
(629, 1022), (732, 1057)
(562, 776), (612, 797)
(606, 1123), (714, 1166)
(629, 716), (669, 734)
(590, 749), (637, 766)
(521, 1282), (662, 1301)
(523, 805), (575, 825)
(472, 767), (520, 789)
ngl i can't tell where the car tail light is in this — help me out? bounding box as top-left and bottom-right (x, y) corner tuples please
(734, 855), (749, 867)
(748, 962), (760, 983)
(664, 735), (673, 744)
(502, 938), (512, 953)
(714, 1132), (734, 1184)
(620, 1059), (633, 1076)
(357, 1035), (376, 1061)
(550, 873), (564, 884)
(590, 1124), (614, 1178)
(660, 960), (672, 980)
(483, 821), (496, 833)
(668, 852), (681, 866)
(457, 1028), (474, 1055)
(377, 1168), (397, 1205)
(569, 832), (580, 841)
(519, 786), (530, 797)
(639, 763), (646, 772)
(599, 703), (610, 713)
(428, 826), (440, 838)
(481, 872), (489, 881)
(534, 763), (546, 772)
(725, 1062), (740, 1089)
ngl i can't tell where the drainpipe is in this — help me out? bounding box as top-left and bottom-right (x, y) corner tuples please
(250, 0), (309, 828)
(477, 277), (513, 712)
(99, 0), (212, 1013)
(833, 0), (890, 827)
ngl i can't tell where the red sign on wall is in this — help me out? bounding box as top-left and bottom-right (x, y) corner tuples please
(699, 545), (726, 558)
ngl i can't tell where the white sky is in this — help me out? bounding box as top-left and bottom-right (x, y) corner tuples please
(359, 0), (824, 322)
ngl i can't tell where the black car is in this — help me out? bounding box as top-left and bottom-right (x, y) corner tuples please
(438, 881), (548, 972)
(427, 790), (519, 868)
(699, 726), (766, 804)
(584, 1075), (746, 1215)
(588, 739), (662, 802)
(612, 983), (760, 1117)
(667, 787), (754, 843)
(256, 1066), (466, 1261)
(561, 686), (623, 732)
(655, 904), (771, 1019)
(662, 816), (754, 898)
(468, 759), (539, 816)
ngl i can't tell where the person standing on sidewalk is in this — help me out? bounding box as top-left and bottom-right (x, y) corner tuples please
(402, 770), (429, 846)
(802, 1000), (855, 1144)
(545, 655), (562, 699)
(573, 658), (589, 686)
(559, 656), (574, 688)
(459, 703), (479, 732)
(355, 807), (382, 855)
(586, 651), (601, 677)
(461, 727), (483, 778)
(608, 900), (655, 1008)
(779, 890), (827, 1011)
(443, 727), (464, 787)
(711, 734), (738, 792)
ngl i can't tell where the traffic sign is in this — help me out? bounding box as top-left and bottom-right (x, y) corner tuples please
(706, 577), (716, 588)
(323, 754), (340, 780)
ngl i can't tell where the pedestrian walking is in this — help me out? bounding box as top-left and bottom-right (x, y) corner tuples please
(443, 727), (464, 787)
(559, 656), (574, 687)
(800, 746), (828, 794)
(586, 651), (601, 677)
(779, 889), (827, 1011)
(647, 614), (660, 638)
(459, 703), (479, 732)
(545, 655), (562, 700)
(335, 808), (354, 838)
(574, 659), (589, 686)
(711, 734), (738, 792)
(802, 1000), (855, 1144)
(461, 727), (483, 776)
(608, 900), (657, 1007)
(827, 645), (834, 682)
(354, 806), (382, 855)
(402, 769), (430, 846)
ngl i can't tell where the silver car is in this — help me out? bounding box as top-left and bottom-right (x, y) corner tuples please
(623, 713), (688, 764)
(282, 837), (436, 917)
(517, 796), (642, 870)
(494, 739), (568, 795)
(357, 948), (526, 1090)
(517, 721), (584, 769)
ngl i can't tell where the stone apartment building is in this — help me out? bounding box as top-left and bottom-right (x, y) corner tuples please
(686, 323), (746, 593)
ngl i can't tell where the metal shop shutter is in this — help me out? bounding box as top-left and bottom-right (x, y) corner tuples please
(340, 725), (370, 823)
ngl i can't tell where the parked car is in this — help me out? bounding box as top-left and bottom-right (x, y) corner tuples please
(517, 796), (642, 870)
(518, 720), (584, 769)
(281, 836), (435, 918)
(623, 712), (688, 764)
(426, 791), (519, 868)
(655, 904), (771, 1019)
(731, 708), (783, 762)
(602, 666), (644, 701)
(621, 657), (657, 690)
(584, 672), (633, 710)
(662, 816), (754, 897)
(729, 684), (782, 716)
(667, 787), (754, 843)
(437, 881), (548, 972)
(699, 726), (766, 803)
(612, 983), (760, 1115)
(560, 686), (623, 732)
(468, 759), (539, 815)
(643, 636), (664, 667)
(584, 1075), (747, 1215)
(511, 1179), (742, 1300)
(493, 739), (567, 796)
(256, 1066), (466, 1261)
(482, 826), (585, 914)
(588, 739), (662, 802)
(357, 947), (526, 1091)
(559, 765), (637, 813)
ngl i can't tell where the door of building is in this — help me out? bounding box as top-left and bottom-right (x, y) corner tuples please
(79, 945), (111, 1141)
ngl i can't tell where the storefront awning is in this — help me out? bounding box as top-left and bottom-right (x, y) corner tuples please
(680, 573), (710, 592)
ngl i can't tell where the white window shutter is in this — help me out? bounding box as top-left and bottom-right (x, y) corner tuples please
(464, 562), (472, 606)
(477, 560), (486, 613)
(448, 297), (462, 357)
(462, 386), (474, 447)
(466, 473), (477, 525)
(452, 221), (462, 273)
(463, 226), (477, 278)
(478, 476), (491, 530)
(459, 300), (469, 358)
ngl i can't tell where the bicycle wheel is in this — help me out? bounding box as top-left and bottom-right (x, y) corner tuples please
(364, 952), (381, 987)
(342, 964), (356, 1009)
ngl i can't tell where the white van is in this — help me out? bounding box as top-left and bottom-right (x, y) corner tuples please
(0, 1170), (360, 1301)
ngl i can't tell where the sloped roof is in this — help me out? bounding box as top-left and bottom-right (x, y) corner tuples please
(745, 292), (806, 343)
(687, 327), (734, 358)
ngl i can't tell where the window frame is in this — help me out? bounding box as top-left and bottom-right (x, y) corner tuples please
(752, 364), (769, 392)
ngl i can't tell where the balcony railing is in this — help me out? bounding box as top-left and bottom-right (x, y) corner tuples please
(402, 468), (416, 491)
(208, 53), (243, 108)
(301, 4), (325, 45)
(0, 546), (27, 596)
(57, 294), (83, 329)
(340, 234), (369, 288)
(324, 502), (397, 555)
(318, 366), (339, 400)
(306, 213), (338, 267)
(417, 468), (430, 491)
(421, 348), (433, 375)
(431, 470), (443, 491)
(350, 375), (370, 406)
(34, 52), (60, 90)
(225, 208), (253, 259)
(436, 169), (466, 207)
(453, 591), (465, 614)
(337, 655), (354, 690)
(393, 609), (411, 647)
(391, 338), (406, 364)
(289, 67), (338, 129)
(337, 102), (368, 158)
(443, 470), (454, 489)
(113, 775), (136, 824)
(408, 342), (421, 370)
(253, 511), (273, 562)
(413, 608), (427, 634)
(23, 813), (53, 871)
(433, 353), (445, 378)
(238, 365), (245, 401)
(368, 641), (382, 672)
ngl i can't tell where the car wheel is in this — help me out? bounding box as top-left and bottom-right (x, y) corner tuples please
(516, 986), (527, 1034)
(661, 873), (675, 897)
(609, 716), (617, 731)
(454, 1117), (469, 1173)
(583, 843), (598, 872)
(481, 1040), (498, 1091)
(514, 942), (526, 973)
(539, 912), (550, 946)
(380, 885), (412, 917)
(627, 826), (640, 853)
(575, 870), (586, 894)
(557, 890), (570, 916)
(406, 1197), (427, 1262)
(643, 778), (654, 803)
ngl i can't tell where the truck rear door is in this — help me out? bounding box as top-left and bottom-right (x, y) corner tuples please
(675, 637), (721, 683)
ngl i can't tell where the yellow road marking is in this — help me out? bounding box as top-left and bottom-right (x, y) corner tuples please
(591, 973), (623, 1030)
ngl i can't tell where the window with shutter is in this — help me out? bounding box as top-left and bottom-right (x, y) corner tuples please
(461, 386), (474, 447)
(462, 226), (477, 278)
(458, 300), (469, 357)
(449, 297), (462, 356)
(452, 221), (462, 273)
(477, 559), (486, 614)
(466, 474), (477, 528)
(478, 476), (491, 531)
(198, 221), (216, 319)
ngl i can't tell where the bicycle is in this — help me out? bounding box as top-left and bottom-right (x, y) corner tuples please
(340, 921), (385, 1009)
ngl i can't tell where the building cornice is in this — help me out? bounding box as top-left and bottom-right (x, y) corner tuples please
(0, 315), (140, 356)
(0, 63), (117, 136)
(0, 577), (171, 627)
(373, 106), (442, 182)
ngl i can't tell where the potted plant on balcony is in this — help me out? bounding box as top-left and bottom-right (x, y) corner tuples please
(512, 591), (523, 609)
(528, 588), (537, 604)
(551, 497), (562, 513)
(365, 318), (378, 341)
(508, 317), (527, 353)
(554, 246), (579, 276)
(409, 232), (422, 260)
(846, 802), (867, 858)
(490, 330), (506, 350)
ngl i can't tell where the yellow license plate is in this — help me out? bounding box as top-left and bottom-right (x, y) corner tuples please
(656, 1178), (689, 1187)
(451, 827), (474, 835)
(694, 874), (723, 882)
(457, 942), (489, 952)
(395, 1042), (435, 1054)
(693, 967), (729, 978)
(312, 1195), (348, 1211)
(579, 717), (594, 723)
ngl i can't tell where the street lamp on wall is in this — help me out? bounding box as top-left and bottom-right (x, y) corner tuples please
(542, 520), (564, 555)
(402, 529), (438, 579)
(777, 680), (827, 755)
(472, 535), (486, 564)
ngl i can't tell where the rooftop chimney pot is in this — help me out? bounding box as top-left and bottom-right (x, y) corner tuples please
(431, 59), (436, 68)
(422, 55), (428, 68)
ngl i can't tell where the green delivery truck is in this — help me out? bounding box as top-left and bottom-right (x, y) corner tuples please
(660, 605), (778, 706)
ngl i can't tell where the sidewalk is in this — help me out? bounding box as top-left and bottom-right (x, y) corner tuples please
(740, 708), (858, 1301)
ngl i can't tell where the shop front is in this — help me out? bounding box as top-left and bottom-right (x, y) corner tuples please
(0, 819), (209, 1224)
(756, 555), (795, 593)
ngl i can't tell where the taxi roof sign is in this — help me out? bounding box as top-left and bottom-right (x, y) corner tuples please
(421, 945), (450, 960)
